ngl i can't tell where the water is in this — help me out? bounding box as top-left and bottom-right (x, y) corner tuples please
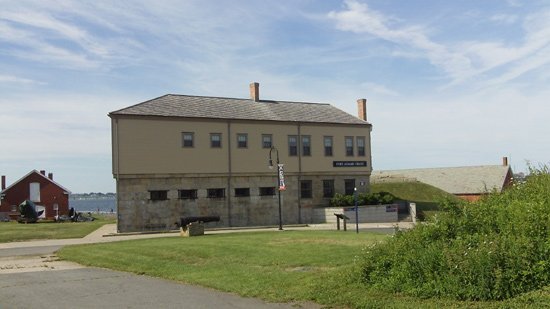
(69, 198), (116, 213)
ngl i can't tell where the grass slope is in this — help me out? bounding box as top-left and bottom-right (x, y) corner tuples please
(371, 181), (460, 219)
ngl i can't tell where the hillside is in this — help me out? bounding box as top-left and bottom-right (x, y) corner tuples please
(370, 181), (460, 219)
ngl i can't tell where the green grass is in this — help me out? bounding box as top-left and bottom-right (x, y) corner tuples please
(371, 181), (460, 219)
(0, 214), (116, 243)
(57, 230), (548, 308)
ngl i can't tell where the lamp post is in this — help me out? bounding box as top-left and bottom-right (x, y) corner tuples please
(268, 146), (283, 230)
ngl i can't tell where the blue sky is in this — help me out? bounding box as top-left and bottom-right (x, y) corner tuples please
(1, 0), (549, 193)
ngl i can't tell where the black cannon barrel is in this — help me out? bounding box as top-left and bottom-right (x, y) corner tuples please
(180, 216), (220, 227)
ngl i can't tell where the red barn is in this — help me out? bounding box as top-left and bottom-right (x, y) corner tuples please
(0, 170), (71, 220)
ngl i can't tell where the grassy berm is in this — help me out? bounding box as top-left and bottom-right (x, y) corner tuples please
(356, 167), (550, 302)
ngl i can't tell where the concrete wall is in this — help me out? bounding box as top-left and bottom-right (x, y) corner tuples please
(312, 204), (398, 224)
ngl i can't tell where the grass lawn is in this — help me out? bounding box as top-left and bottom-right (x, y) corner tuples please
(57, 230), (547, 308)
(0, 215), (116, 243)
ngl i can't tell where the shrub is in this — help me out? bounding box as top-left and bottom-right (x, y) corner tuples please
(357, 166), (550, 301)
(330, 192), (396, 207)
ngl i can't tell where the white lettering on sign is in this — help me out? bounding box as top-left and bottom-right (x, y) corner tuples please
(278, 164), (286, 191)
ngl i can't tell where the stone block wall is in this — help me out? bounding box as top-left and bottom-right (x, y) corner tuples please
(116, 173), (370, 232)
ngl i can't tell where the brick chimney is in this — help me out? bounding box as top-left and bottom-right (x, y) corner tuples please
(40, 170), (46, 176)
(249, 82), (259, 102)
(502, 157), (508, 166)
(357, 98), (367, 121)
(1, 175), (5, 190)
(48, 173), (53, 180)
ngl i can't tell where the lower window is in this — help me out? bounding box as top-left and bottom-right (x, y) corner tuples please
(179, 189), (197, 199)
(207, 188), (225, 198)
(300, 180), (312, 198)
(259, 187), (275, 196)
(149, 190), (168, 201)
(323, 180), (334, 198)
(344, 179), (356, 195)
(235, 188), (250, 197)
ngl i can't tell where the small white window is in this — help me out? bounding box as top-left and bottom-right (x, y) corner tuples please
(30, 182), (40, 202)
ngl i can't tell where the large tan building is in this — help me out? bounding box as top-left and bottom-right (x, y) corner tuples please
(109, 83), (372, 232)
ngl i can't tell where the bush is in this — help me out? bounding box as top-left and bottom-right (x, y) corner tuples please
(330, 192), (396, 207)
(357, 166), (550, 301)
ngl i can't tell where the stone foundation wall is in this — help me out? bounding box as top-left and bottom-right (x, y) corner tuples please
(116, 174), (370, 232)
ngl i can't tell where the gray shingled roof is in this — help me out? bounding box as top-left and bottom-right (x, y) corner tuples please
(371, 165), (512, 194)
(109, 94), (368, 125)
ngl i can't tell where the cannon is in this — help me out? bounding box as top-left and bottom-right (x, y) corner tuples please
(17, 200), (44, 223)
(178, 216), (220, 237)
(179, 216), (220, 228)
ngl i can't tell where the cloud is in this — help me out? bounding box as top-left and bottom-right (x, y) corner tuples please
(0, 74), (43, 84)
(490, 13), (518, 24)
(328, 1), (550, 88)
(361, 82), (399, 96)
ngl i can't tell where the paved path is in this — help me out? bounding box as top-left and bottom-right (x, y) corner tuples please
(0, 222), (414, 308)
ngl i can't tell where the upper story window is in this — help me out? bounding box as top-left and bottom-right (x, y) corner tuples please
(302, 135), (311, 156)
(324, 136), (333, 156)
(29, 182), (40, 202)
(262, 134), (272, 148)
(210, 133), (222, 148)
(237, 133), (248, 148)
(288, 135), (298, 156)
(357, 136), (366, 156)
(182, 132), (194, 147)
(179, 189), (197, 200)
(345, 136), (354, 156)
(150, 190), (168, 201)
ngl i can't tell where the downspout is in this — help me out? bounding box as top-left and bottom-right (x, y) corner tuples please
(297, 123), (302, 224)
(227, 120), (232, 226)
(114, 118), (121, 233)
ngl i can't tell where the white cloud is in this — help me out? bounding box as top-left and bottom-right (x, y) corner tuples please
(0, 74), (43, 84)
(490, 13), (518, 24)
(328, 1), (550, 88)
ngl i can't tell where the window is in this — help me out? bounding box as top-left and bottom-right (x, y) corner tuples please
(150, 190), (168, 201)
(11, 205), (17, 212)
(207, 188), (225, 198)
(302, 135), (311, 156)
(300, 180), (312, 198)
(259, 187), (276, 196)
(29, 182), (40, 202)
(324, 136), (333, 156)
(179, 189), (197, 200)
(234, 188), (250, 197)
(323, 180), (334, 198)
(357, 136), (366, 156)
(344, 179), (356, 195)
(182, 132), (194, 147)
(262, 134), (272, 148)
(345, 136), (354, 156)
(210, 133), (221, 148)
(288, 135), (298, 156)
(237, 133), (248, 148)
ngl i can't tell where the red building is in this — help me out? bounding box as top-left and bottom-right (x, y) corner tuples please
(0, 170), (71, 220)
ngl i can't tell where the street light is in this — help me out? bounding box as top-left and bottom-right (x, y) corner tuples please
(268, 146), (283, 230)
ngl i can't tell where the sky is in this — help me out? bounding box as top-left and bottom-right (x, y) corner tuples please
(1, 0), (549, 193)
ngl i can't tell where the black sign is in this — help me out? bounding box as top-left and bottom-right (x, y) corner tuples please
(333, 161), (368, 167)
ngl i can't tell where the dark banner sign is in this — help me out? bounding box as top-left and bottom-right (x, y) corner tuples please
(333, 161), (367, 167)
